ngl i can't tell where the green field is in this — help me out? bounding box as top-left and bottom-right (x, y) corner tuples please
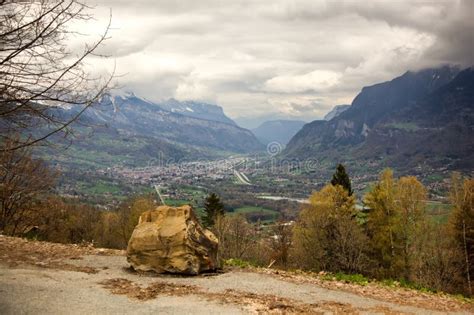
(232, 206), (279, 222)
(163, 199), (190, 207)
(386, 122), (420, 132)
(426, 201), (452, 224)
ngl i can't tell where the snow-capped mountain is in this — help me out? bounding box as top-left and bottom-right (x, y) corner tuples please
(158, 98), (237, 125)
(44, 92), (264, 167)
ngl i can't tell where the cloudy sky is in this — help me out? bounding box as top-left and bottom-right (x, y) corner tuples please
(82, 0), (473, 122)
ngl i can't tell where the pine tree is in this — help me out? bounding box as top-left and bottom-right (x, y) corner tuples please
(203, 193), (225, 227)
(331, 164), (353, 196)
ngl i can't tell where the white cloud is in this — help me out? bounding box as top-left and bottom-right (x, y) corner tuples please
(264, 70), (341, 93)
(79, 0), (472, 120)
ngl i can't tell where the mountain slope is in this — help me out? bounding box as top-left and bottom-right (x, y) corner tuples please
(251, 120), (306, 145)
(159, 98), (237, 125)
(42, 94), (263, 168)
(284, 66), (473, 171)
(324, 105), (350, 121)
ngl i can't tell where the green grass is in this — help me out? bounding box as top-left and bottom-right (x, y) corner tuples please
(80, 180), (122, 195)
(387, 122), (420, 131)
(322, 272), (370, 286)
(195, 207), (205, 218)
(426, 201), (452, 224)
(224, 258), (256, 268)
(181, 186), (206, 196)
(381, 278), (437, 294)
(322, 272), (472, 299)
(426, 174), (444, 182)
(232, 206), (279, 222)
(164, 199), (190, 207)
(233, 206), (277, 215)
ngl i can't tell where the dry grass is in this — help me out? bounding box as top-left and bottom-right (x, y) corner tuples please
(0, 235), (124, 273)
(99, 278), (198, 300)
(99, 278), (404, 314)
(251, 268), (474, 313)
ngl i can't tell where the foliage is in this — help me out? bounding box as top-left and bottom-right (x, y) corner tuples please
(92, 194), (157, 249)
(395, 176), (428, 280)
(330, 164), (353, 196)
(224, 258), (256, 268)
(322, 272), (370, 286)
(365, 170), (428, 280)
(449, 173), (474, 296)
(115, 194), (157, 247)
(232, 206), (278, 223)
(292, 184), (368, 273)
(202, 193), (225, 227)
(364, 169), (398, 277)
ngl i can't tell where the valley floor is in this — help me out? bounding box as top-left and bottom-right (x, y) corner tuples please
(0, 236), (472, 314)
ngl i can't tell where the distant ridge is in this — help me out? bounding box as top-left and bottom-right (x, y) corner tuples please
(324, 105), (350, 121)
(251, 120), (306, 146)
(284, 65), (474, 171)
(39, 93), (264, 168)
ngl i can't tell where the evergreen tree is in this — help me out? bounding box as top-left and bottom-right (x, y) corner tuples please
(331, 164), (353, 196)
(203, 193), (225, 227)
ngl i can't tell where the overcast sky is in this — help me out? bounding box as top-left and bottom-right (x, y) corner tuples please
(82, 0), (473, 120)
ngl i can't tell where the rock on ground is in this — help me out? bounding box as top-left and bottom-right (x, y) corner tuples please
(126, 205), (219, 275)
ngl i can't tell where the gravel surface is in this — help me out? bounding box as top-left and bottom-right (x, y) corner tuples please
(0, 265), (243, 315)
(0, 237), (472, 314)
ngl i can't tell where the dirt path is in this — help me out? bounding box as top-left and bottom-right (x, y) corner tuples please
(0, 236), (472, 314)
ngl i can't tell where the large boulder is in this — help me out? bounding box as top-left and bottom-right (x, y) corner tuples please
(126, 205), (219, 274)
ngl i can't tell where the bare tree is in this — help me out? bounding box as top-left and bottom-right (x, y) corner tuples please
(0, 0), (113, 150)
(0, 137), (56, 235)
(269, 221), (293, 268)
(214, 214), (256, 260)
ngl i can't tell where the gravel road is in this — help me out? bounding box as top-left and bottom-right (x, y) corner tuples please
(1, 254), (471, 314)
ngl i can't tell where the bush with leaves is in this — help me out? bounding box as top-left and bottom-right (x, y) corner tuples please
(365, 170), (434, 283)
(449, 173), (474, 296)
(292, 184), (368, 273)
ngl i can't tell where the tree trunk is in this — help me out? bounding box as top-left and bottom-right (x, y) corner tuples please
(462, 220), (472, 295)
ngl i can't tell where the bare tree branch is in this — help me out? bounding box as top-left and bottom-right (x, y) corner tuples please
(0, 0), (114, 150)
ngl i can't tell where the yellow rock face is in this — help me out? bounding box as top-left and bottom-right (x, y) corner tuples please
(126, 205), (219, 274)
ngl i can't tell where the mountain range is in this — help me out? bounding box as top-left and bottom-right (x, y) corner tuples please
(251, 120), (306, 146)
(159, 98), (237, 126)
(42, 94), (263, 168)
(284, 65), (474, 171)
